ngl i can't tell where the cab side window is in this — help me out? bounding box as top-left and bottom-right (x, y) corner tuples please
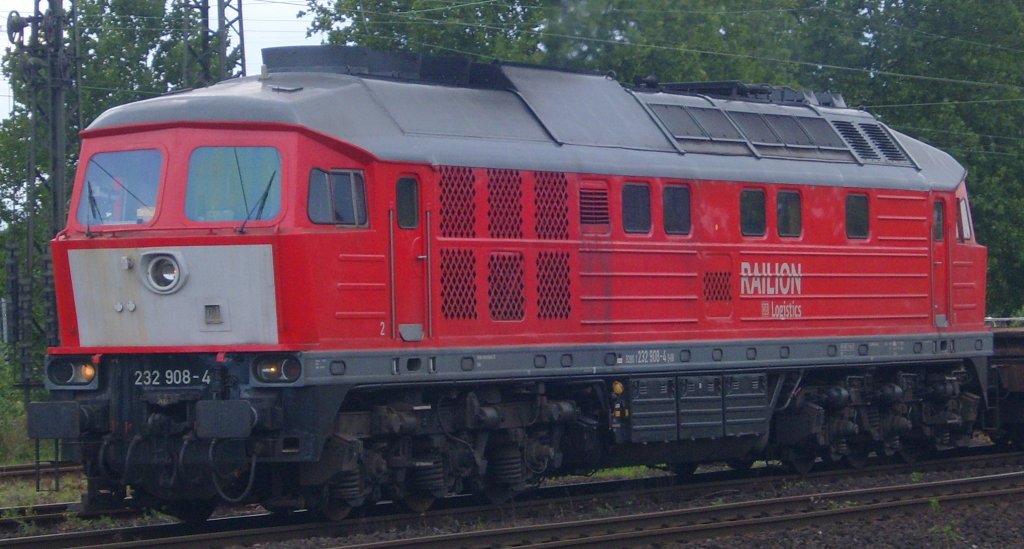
(846, 194), (869, 239)
(309, 169), (367, 226)
(777, 191), (802, 237)
(740, 189), (766, 236)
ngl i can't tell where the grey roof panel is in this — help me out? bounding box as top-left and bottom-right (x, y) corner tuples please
(362, 79), (550, 141)
(85, 47), (967, 192)
(501, 65), (674, 151)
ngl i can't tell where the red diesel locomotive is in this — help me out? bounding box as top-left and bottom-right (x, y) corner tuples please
(28, 46), (997, 521)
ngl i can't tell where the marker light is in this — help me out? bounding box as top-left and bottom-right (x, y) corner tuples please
(255, 356), (302, 383)
(612, 380), (625, 395)
(48, 360), (97, 386)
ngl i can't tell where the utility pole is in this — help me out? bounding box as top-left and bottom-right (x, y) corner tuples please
(6, 1), (70, 407)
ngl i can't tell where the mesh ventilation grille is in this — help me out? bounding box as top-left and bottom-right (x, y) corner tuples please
(534, 172), (570, 240)
(703, 271), (733, 302)
(440, 166), (476, 238)
(488, 252), (525, 321)
(537, 252), (571, 319)
(487, 169), (523, 239)
(440, 249), (478, 319)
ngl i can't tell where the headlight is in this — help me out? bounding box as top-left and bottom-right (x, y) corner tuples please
(140, 251), (188, 294)
(48, 360), (97, 385)
(254, 356), (301, 383)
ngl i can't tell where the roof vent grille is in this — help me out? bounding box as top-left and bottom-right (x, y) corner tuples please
(859, 123), (909, 163)
(831, 120), (879, 160)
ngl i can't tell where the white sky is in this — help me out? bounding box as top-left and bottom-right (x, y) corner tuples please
(0, 0), (325, 119)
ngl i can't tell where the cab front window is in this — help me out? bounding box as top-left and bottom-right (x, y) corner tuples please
(185, 146), (282, 222)
(77, 149), (162, 226)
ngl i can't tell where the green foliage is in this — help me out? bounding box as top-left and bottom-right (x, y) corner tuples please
(305, 0), (1024, 315)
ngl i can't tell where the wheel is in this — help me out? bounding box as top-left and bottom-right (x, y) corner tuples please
(726, 458), (755, 471)
(671, 462), (698, 480)
(165, 498), (218, 524)
(783, 446), (816, 475)
(482, 484), (515, 505)
(843, 440), (871, 469)
(843, 450), (869, 469)
(400, 491), (435, 513)
(320, 498), (352, 521)
(897, 442), (927, 464)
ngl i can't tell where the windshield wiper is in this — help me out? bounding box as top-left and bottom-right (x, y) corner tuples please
(85, 179), (101, 236)
(88, 158), (152, 209)
(237, 171), (277, 234)
(86, 180), (102, 221)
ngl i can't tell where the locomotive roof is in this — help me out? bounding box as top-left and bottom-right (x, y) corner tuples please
(87, 46), (966, 191)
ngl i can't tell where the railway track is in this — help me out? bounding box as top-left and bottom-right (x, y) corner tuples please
(4, 448), (1023, 548)
(347, 470), (1024, 548)
(0, 463), (80, 481)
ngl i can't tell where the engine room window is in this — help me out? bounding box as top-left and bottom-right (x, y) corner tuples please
(622, 183), (651, 233)
(846, 194), (869, 239)
(740, 189), (766, 236)
(933, 201), (944, 241)
(777, 191), (802, 237)
(957, 198), (973, 242)
(396, 177), (419, 229)
(309, 169), (367, 226)
(663, 185), (691, 235)
(185, 147), (281, 222)
(77, 149), (162, 226)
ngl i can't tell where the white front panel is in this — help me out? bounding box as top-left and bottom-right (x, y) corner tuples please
(69, 245), (279, 347)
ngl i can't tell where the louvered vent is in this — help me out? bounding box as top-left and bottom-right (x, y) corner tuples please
(488, 252), (525, 321)
(487, 169), (523, 239)
(537, 251), (571, 319)
(439, 166), (476, 238)
(534, 172), (569, 240)
(830, 121), (879, 161)
(859, 123), (909, 162)
(703, 271), (732, 302)
(441, 249), (478, 319)
(580, 187), (610, 226)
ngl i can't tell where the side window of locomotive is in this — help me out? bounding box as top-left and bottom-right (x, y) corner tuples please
(740, 189), (766, 236)
(846, 194), (869, 239)
(622, 183), (651, 233)
(396, 177), (419, 229)
(308, 169), (367, 226)
(777, 191), (802, 237)
(663, 185), (691, 235)
(957, 198), (973, 242)
(78, 149), (162, 226)
(185, 146), (281, 222)
(933, 201), (944, 241)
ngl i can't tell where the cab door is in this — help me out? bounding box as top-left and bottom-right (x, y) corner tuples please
(930, 197), (950, 329)
(391, 176), (427, 341)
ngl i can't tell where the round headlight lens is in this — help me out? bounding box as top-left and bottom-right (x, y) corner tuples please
(48, 361), (75, 384)
(150, 257), (179, 289)
(282, 358), (302, 381)
(257, 359), (283, 381)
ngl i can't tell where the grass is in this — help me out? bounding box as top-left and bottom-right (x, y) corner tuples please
(0, 474), (88, 509)
(0, 412), (37, 465)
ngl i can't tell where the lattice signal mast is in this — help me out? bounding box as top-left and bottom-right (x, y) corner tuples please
(180, 0), (246, 87)
(6, 1), (69, 405)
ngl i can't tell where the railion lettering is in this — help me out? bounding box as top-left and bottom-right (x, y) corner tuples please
(740, 262), (803, 296)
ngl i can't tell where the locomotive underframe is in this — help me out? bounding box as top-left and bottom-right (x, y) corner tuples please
(30, 332), (1010, 521)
